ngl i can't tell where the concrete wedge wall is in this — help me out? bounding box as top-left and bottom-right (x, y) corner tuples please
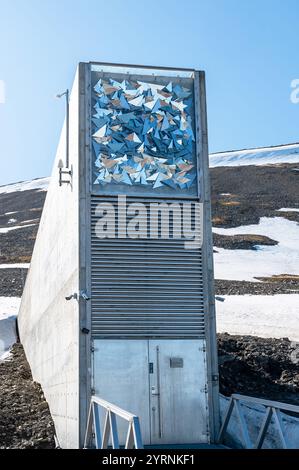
(18, 68), (81, 449)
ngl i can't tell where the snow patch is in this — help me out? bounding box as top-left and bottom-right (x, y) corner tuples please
(216, 294), (299, 341)
(19, 218), (39, 224)
(8, 218), (17, 224)
(277, 208), (299, 213)
(0, 263), (30, 269)
(0, 297), (21, 359)
(213, 217), (299, 281)
(1, 350), (12, 361)
(210, 142), (299, 167)
(0, 177), (50, 195)
(0, 223), (37, 234)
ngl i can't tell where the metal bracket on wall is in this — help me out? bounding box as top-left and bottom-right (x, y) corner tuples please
(58, 160), (72, 186)
(65, 290), (90, 301)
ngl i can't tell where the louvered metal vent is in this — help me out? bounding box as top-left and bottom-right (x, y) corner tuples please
(90, 196), (205, 338)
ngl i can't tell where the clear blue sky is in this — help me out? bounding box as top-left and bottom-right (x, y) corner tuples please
(0, 0), (298, 185)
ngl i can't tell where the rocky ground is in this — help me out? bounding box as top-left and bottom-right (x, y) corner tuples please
(218, 333), (299, 406)
(0, 268), (27, 297)
(0, 186), (43, 266)
(215, 278), (299, 295)
(213, 233), (278, 250)
(0, 225), (38, 265)
(211, 163), (299, 228)
(0, 343), (55, 449)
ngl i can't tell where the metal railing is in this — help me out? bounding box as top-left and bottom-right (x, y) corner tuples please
(84, 396), (143, 449)
(218, 393), (299, 449)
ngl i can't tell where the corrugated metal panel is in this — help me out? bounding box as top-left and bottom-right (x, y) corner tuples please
(90, 196), (205, 338)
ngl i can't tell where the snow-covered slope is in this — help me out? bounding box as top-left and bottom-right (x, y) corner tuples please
(216, 294), (299, 341)
(0, 177), (50, 195)
(0, 297), (21, 359)
(213, 216), (299, 281)
(210, 142), (299, 167)
(0, 223), (37, 234)
(0, 263), (30, 269)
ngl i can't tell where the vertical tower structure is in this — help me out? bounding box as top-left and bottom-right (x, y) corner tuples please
(18, 62), (219, 448)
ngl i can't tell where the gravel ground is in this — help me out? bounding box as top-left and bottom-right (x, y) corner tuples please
(0, 225), (38, 264)
(0, 269), (27, 297)
(211, 163), (299, 228)
(213, 233), (278, 250)
(215, 279), (299, 295)
(218, 333), (299, 406)
(0, 343), (55, 449)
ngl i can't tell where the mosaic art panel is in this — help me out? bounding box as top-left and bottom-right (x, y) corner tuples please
(92, 77), (196, 191)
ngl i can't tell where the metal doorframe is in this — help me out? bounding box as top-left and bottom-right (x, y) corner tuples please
(195, 71), (220, 442)
(78, 62), (93, 448)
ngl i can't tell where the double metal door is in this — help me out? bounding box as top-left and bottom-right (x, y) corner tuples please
(93, 339), (209, 445)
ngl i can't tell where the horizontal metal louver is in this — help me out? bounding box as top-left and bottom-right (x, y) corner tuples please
(90, 196), (205, 338)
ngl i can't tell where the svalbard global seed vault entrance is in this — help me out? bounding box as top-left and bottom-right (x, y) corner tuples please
(18, 62), (219, 448)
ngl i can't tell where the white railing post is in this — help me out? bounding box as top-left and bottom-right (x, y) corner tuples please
(84, 396), (143, 449)
(83, 402), (93, 449)
(92, 402), (102, 448)
(218, 394), (299, 449)
(255, 406), (272, 449)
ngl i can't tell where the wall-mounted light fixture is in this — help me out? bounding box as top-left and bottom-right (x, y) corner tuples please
(56, 89), (69, 167)
(56, 89), (71, 186)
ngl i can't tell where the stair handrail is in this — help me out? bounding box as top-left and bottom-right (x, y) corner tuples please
(84, 395), (143, 449)
(218, 393), (299, 449)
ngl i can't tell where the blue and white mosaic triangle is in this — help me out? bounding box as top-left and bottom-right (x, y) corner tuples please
(92, 78), (196, 190)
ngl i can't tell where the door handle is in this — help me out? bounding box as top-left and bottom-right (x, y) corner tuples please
(156, 346), (162, 438)
(151, 386), (159, 396)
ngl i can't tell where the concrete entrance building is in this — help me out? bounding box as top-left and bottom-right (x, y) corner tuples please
(18, 62), (219, 448)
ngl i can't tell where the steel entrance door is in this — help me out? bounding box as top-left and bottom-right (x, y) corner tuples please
(148, 339), (209, 445)
(93, 339), (209, 446)
(93, 340), (151, 444)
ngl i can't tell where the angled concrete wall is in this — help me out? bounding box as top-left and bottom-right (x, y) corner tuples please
(18, 68), (80, 448)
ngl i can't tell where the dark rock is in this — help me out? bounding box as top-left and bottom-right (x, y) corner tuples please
(213, 233), (278, 250)
(211, 163), (299, 228)
(0, 344), (55, 449)
(218, 333), (299, 406)
(215, 279), (299, 295)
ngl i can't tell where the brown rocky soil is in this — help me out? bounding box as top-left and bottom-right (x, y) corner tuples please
(211, 163), (299, 228)
(0, 343), (55, 449)
(215, 279), (299, 295)
(213, 233), (278, 250)
(218, 333), (299, 406)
